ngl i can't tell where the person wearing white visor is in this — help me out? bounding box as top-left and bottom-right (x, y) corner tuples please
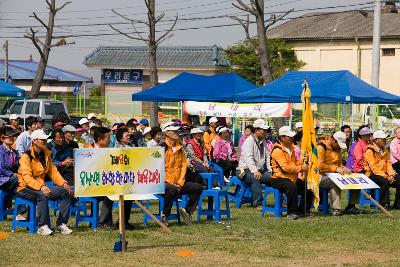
(239, 119), (272, 210)
(213, 127), (237, 183)
(318, 131), (361, 216)
(160, 121), (203, 227)
(365, 130), (400, 209)
(16, 129), (73, 235)
(186, 128), (218, 188)
(270, 126), (311, 220)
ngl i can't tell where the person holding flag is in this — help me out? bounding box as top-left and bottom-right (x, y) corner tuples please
(271, 126), (311, 220)
(300, 82), (321, 213)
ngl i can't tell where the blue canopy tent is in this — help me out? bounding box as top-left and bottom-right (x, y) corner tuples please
(0, 80), (26, 97)
(132, 72), (257, 102)
(236, 70), (400, 104)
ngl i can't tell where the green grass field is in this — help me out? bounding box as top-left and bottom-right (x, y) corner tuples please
(1, 200), (400, 266)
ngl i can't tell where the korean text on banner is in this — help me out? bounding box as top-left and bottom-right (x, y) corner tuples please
(184, 101), (291, 118)
(74, 148), (165, 197)
(326, 173), (380, 190)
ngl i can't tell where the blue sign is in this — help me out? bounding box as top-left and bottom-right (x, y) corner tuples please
(73, 82), (81, 96)
(102, 69), (143, 83)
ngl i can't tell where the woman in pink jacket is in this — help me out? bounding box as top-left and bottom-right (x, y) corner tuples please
(213, 127), (237, 182)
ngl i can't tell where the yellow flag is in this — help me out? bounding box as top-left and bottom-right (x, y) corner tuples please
(301, 82), (320, 208)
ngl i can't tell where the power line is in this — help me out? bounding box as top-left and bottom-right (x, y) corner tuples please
(0, 5), (375, 39)
(0, 1), (373, 33)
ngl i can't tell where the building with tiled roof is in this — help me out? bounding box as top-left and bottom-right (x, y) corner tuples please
(83, 45), (228, 119)
(267, 3), (400, 96)
(0, 56), (92, 95)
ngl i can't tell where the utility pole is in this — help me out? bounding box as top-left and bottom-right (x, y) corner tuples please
(3, 40), (8, 82)
(371, 0), (381, 129)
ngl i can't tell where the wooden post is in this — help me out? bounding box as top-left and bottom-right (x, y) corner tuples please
(119, 195), (127, 252)
(134, 200), (172, 234)
(360, 189), (394, 218)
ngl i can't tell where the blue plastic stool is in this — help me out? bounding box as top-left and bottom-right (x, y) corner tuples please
(225, 176), (252, 208)
(0, 190), (13, 221)
(12, 197), (50, 234)
(143, 195), (181, 226)
(200, 173), (222, 190)
(197, 189), (230, 222)
(360, 189), (380, 210)
(178, 195), (189, 209)
(208, 162), (225, 188)
(318, 188), (330, 214)
(75, 197), (99, 229)
(261, 187), (287, 218)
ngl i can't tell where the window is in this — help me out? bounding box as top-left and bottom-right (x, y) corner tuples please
(25, 102), (40, 115)
(45, 102), (65, 115)
(10, 102), (23, 114)
(382, 48), (395, 56)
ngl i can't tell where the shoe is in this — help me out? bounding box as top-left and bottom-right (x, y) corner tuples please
(306, 212), (314, 218)
(115, 221), (136, 230)
(37, 225), (53, 236)
(383, 204), (391, 210)
(56, 223), (73, 235)
(344, 206), (365, 214)
(223, 176), (231, 183)
(160, 214), (169, 227)
(287, 213), (298, 220)
(330, 209), (342, 216)
(99, 223), (114, 230)
(125, 222), (135, 230)
(212, 186), (221, 190)
(16, 214), (26, 221)
(178, 208), (192, 226)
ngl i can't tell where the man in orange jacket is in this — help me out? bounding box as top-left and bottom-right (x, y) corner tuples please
(271, 126), (310, 220)
(365, 130), (400, 209)
(318, 132), (362, 215)
(17, 129), (72, 235)
(160, 121), (203, 226)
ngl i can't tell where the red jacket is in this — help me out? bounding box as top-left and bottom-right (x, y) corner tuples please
(187, 139), (204, 161)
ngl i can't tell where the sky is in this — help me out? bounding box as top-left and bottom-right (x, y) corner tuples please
(0, 0), (374, 82)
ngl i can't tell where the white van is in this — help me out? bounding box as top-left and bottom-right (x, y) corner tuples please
(0, 99), (68, 130)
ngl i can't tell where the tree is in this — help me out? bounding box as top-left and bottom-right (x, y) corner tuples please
(110, 0), (178, 126)
(25, 0), (74, 98)
(225, 38), (305, 85)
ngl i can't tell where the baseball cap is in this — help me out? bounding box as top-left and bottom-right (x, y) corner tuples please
(54, 121), (65, 128)
(209, 117), (218, 124)
(162, 121), (181, 133)
(79, 118), (89, 125)
(3, 127), (19, 137)
(143, 127), (152, 135)
(9, 114), (19, 120)
(62, 125), (77, 133)
(278, 126), (296, 137)
(333, 131), (347, 150)
(31, 129), (50, 140)
(190, 128), (204, 134)
(373, 130), (388, 140)
(359, 127), (373, 136)
(253, 119), (269, 130)
(295, 122), (303, 129)
(140, 118), (149, 125)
